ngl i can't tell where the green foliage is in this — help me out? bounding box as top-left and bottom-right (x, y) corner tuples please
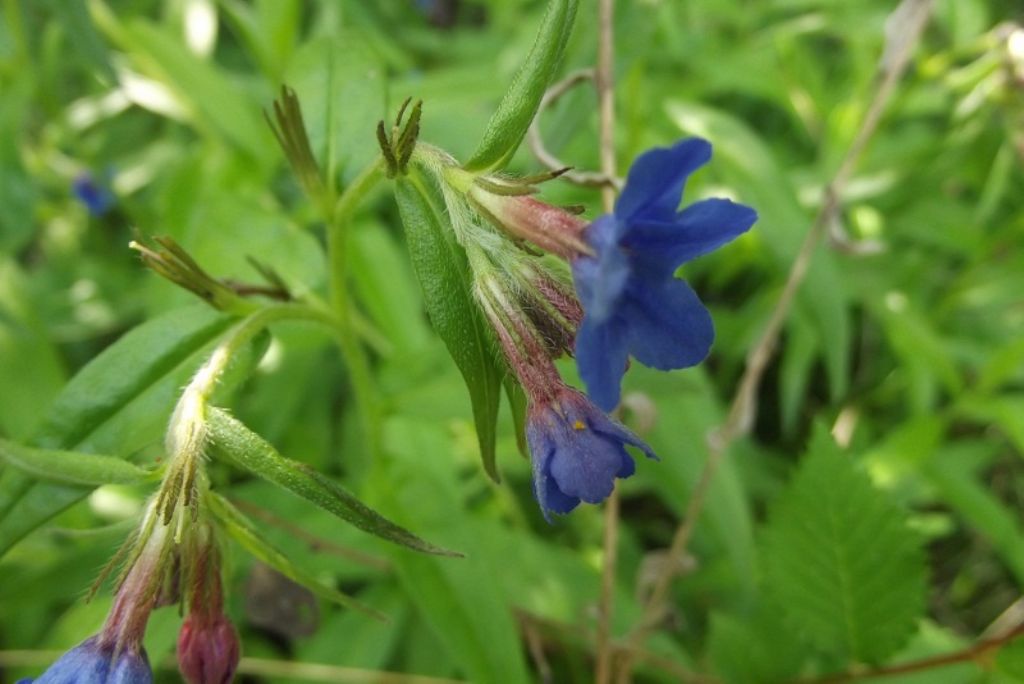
(2, 0), (1024, 681)
(393, 171), (505, 481)
(463, 0), (579, 171)
(0, 440), (154, 486)
(206, 407), (456, 556)
(0, 306), (231, 556)
(206, 491), (384, 620)
(762, 427), (928, 663)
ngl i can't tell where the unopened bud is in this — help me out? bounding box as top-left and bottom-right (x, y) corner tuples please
(177, 613), (240, 684)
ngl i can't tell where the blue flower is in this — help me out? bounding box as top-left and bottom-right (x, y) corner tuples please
(72, 172), (114, 216)
(527, 386), (656, 520)
(571, 138), (757, 411)
(20, 636), (152, 684)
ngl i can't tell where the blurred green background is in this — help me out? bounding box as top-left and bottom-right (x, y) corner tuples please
(1, 0), (1023, 682)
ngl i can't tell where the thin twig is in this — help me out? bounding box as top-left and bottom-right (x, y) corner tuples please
(794, 623), (1024, 684)
(594, 3), (621, 683)
(596, 488), (621, 684)
(614, 3), (935, 680)
(526, 69), (624, 189)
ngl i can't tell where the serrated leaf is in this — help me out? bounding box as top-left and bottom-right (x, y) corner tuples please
(393, 170), (504, 482)
(0, 306), (233, 558)
(463, 0), (579, 172)
(205, 407), (458, 557)
(206, 491), (384, 621)
(762, 425), (927, 663)
(0, 440), (155, 486)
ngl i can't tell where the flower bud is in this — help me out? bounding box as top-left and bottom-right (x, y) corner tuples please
(468, 185), (591, 259)
(177, 613), (241, 684)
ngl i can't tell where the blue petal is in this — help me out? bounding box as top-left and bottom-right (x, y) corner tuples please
(547, 429), (628, 504)
(588, 412), (659, 462)
(575, 316), (629, 412)
(622, 277), (714, 370)
(627, 198), (757, 276)
(527, 423), (579, 521)
(614, 139), (712, 224)
(107, 650), (152, 684)
(572, 216), (630, 323)
(35, 638), (110, 684)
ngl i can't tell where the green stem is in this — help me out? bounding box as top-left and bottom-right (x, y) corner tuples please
(325, 159), (386, 460)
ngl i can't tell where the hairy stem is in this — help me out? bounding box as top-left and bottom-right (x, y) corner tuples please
(326, 159), (385, 460)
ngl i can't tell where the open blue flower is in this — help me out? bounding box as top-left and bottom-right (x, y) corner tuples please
(527, 386), (657, 521)
(571, 138), (757, 411)
(19, 636), (152, 684)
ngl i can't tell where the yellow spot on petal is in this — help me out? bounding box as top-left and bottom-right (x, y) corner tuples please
(573, 420), (586, 431)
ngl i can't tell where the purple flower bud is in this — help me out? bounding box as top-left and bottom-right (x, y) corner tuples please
(21, 636), (152, 684)
(469, 188), (591, 258)
(527, 385), (657, 521)
(177, 613), (241, 684)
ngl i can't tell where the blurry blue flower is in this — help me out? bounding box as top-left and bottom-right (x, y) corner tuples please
(73, 172), (114, 216)
(571, 138), (757, 411)
(20, 636), (152, 684)
(527, 386), (656, 520)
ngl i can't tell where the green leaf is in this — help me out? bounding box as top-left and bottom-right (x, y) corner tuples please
(89, 2), (270, 162)
(0, 440), (155, 486)
(285, 32), (387, 184)
(923, 440), (1024, 585)
(761, 426), (927, 663)
(378, 417), (532, 684)
(393, 170), (504, 482)
(0, 306), (233, 558)
(0, 260), (65, 440)
(462, 0), (579, 171)
(206, 491), (384, 620)
(205, 407), (458, 557)
(708, 606), (806, 684)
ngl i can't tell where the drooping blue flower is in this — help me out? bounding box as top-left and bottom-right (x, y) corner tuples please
(19, 636), (152, 684)
(527, 386), (657, 521)
(72, 172), (114, 216)
(571, 138), (757, 411)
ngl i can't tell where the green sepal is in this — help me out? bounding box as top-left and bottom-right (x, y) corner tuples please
(206, 490), (386, 621)
(393, 170), (505, 482)
(463, 0), (579, 172)
(0, 439), (156, 486)
(205, 408), (459, 557)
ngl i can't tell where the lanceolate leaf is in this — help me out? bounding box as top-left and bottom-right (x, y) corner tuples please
(393, 170), (505, 482)
(761, 426), (927, 663)
(462, 0), (579, 172)
(206, 491), (385, 621)
(206, 407), (459, 557)
(0, 440), (156, 486)
(0, 306), (233, 558)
